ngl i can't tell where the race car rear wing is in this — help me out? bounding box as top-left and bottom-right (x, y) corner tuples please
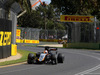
(50, 48), (57, 51)
(45, 46), (57, 51)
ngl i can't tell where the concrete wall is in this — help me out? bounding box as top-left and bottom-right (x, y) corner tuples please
(0, 3), (17, 58)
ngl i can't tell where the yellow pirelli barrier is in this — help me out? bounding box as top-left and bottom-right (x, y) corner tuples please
(31, 40), (39, 43)
(20, 39), (23, 43)
(24, 39), (39, 44)
(16, 39), (23, 43)
(16, 39), (39, 44)
(11, 44), (17, 56)
(16, 39), (21, 43)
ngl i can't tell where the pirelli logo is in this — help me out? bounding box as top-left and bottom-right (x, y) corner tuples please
(60, 15), (94, 22)
(0, 31), (11, 46)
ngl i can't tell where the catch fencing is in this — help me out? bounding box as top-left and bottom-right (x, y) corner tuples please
(67, 20), (100, 43)
(39, 29), (67, 40)
(17, 27), (67, 41)
(17, 27), (40, 40)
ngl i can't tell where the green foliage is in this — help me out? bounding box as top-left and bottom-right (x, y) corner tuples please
(18, 4), (66, 30)
(66, 43), (100, 49)
(18, 10), (42, 28)
(51, 0), (100, 20)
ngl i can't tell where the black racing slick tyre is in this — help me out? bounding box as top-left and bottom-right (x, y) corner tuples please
(27, 53), (35, 64)
(27, 59), (32, 64)
(57, 53), (64, 63)
(52, 58), (57, 65)
(51, 54), (57, 65)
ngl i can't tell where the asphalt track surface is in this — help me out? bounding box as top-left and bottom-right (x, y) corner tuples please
(1, 44), (100, 75)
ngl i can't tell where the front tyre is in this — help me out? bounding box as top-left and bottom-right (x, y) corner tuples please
(27, 59), (33, 64)
(51, 54), (57, 65)
(27, 53), (35, 64)
(52, 59), (57, 65)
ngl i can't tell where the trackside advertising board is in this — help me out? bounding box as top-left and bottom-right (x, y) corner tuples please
(16, 29), (21, 37)
(60, 15), (94, 22)
(0, 19), (12, 59)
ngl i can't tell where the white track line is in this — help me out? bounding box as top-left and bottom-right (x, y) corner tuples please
(75, 64), (100, 75)
(61, 50), (100, 60)
(60, 50), (100, 75)
(88, 73), (100, 74)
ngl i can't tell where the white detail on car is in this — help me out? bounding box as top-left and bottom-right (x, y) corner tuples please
(39, 53), (47, 61)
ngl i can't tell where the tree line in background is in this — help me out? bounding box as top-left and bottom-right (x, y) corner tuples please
(51, 0), (100, 43)
(51, 0), (100, 20)
(18, 3), (66, 30)
(18, 0), (100, 30)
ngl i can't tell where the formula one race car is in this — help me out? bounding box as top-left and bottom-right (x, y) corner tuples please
(27, 46), (64, 65)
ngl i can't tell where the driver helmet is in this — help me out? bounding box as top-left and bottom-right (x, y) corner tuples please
(44, 50), (48, 54)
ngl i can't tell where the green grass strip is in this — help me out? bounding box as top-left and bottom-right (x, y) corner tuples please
(0, 49), (35, 66)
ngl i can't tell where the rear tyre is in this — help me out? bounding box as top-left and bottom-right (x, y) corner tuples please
(57, 53), (64, 63)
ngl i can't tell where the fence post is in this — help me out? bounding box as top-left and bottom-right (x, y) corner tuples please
(94, 16), (97, 43)
(11, 11), (17, 44)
